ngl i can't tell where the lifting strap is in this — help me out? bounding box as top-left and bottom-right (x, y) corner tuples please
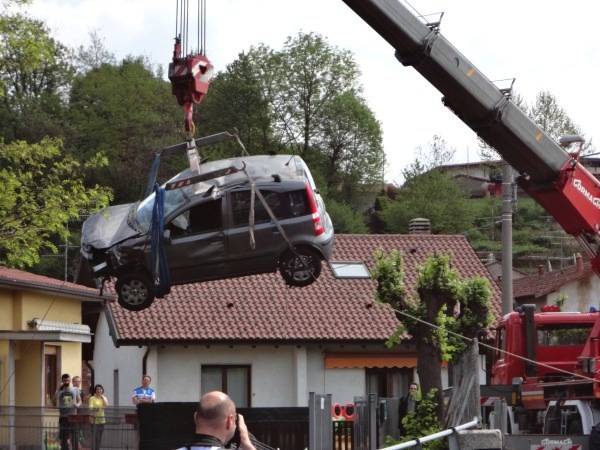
(150, 184), (171, 298)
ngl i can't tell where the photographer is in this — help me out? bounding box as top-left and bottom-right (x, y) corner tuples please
(177, 391), (256, 450)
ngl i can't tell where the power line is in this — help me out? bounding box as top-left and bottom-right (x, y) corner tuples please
(388, 305), (598, 384)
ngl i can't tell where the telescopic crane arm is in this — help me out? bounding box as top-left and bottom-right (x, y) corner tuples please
(341, 0), (600, 274)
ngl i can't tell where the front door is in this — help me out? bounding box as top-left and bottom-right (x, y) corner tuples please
(44, 346), (59, 406)
(165, 198), (227, 283)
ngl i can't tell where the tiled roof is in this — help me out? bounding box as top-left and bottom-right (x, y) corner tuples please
(109, 234), (502, 344)
(0, 266), (109, 301)
(513, 260), (592, 299)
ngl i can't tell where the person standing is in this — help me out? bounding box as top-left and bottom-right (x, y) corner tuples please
(55, 373), (81, 450)
(177, 391), (256, 450)
(71, 376), (84, 447)
(132, 374), (156, 405)
(398, 382), (420, 435)
(72, 376), (85, 405)
(89, 384), (108, 450)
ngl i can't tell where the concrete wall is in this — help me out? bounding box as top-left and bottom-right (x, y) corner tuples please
(93, 313), (146, 406)
(549, 274), (600, 312)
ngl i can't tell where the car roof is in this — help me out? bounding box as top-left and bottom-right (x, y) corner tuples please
(167, 154), (307, 193)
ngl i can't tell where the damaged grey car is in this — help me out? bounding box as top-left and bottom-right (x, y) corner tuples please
(80, 154), (335, 311)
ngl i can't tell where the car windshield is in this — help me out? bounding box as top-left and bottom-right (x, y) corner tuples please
(134, 188), (189, 233)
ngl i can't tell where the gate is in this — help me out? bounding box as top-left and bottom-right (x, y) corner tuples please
(309, 393), (333, 450)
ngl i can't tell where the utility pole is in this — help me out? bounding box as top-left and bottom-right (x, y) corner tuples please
(501, 163), (514, 315)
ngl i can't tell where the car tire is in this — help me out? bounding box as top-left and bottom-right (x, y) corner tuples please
(116, 270), (155, 311)
(278, 247), (322, 287)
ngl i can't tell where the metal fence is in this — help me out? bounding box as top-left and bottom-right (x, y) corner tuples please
(333, 421), (353, 450)
(0, 406), (137, 450)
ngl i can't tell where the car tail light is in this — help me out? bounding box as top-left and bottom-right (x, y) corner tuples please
(305, 182), (324, 236)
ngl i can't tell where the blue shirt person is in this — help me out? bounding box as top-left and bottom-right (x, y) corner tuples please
(132, 374), (156, 405)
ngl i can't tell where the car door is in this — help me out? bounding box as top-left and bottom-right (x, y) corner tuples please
(224, 188), (287, 276)
(165, 197), (227, 284)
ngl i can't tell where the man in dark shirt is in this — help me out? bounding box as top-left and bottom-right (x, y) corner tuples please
(55, 373), (81, 450)
(177, 391), (256, 450)
(399, 382), (420, 435)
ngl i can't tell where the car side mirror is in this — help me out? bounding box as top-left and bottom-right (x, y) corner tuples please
(163, 229), (171, 242)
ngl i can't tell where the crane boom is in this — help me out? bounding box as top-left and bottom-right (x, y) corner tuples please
(341, 0), (600, 273)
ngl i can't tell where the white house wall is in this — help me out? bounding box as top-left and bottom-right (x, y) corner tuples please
(93, 313), (146, 406)
(306, 347), (365, 404)
(155, 345), (297, 406)
(94, 318), (469, 407)
(548, 275), (600, 312)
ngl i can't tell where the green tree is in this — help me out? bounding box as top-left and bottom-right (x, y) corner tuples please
(74, 31), (116, 74)
(0, 13), (73, 142)
(0, 138), (111, 268)
(402, 135), (455, 181)
(384, 170), (473, 233)
(206, 34), (384, 208)
(272, 32), (360, 156)
(373, 252), (492, 421)
(383, 135), (472, 233)
(67, 57), (182, 203)
(197, 51), (273, 156)
(326, 199), (368, 233)
(317, 91), (384, 198)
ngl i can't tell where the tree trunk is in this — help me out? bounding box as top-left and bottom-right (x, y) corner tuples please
(415, 290), (448, 422)
(415, 323), (444, 421)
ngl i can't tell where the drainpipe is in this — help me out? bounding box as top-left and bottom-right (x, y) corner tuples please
(142, 346), (150, 376)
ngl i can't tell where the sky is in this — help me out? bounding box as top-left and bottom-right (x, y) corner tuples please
(26, 0), (600, 183)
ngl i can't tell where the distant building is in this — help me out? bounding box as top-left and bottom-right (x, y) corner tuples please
(436, 156), (600, 198)
(513, 255), (600, 311)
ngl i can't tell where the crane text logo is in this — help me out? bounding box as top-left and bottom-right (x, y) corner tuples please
(573, 179), (600, 209)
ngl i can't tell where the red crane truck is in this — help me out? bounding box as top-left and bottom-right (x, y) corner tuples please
(337, 0), (600, 435)
(491, 305), (600, 433)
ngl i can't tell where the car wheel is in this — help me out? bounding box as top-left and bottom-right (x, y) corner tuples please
(116, 271), (155, 311)
(278, 247), (322, 287)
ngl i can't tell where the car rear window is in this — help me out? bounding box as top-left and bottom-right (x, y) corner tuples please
(231, 189), (309, 226)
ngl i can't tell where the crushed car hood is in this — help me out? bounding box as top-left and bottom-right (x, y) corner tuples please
(81, 203), (140, 249)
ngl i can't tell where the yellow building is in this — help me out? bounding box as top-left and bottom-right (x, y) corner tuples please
(0, 267), (108, 408)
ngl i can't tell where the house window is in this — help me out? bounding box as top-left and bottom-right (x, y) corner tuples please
(330, 262), (370, 279)
(366, 368), (414, 398)
(201, 365), (250, 407)
(537, 324), (592, 346)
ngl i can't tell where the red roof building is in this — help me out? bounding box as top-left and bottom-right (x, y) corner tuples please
(513, 255), (600, 312)
(94, 234), (501, 408)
